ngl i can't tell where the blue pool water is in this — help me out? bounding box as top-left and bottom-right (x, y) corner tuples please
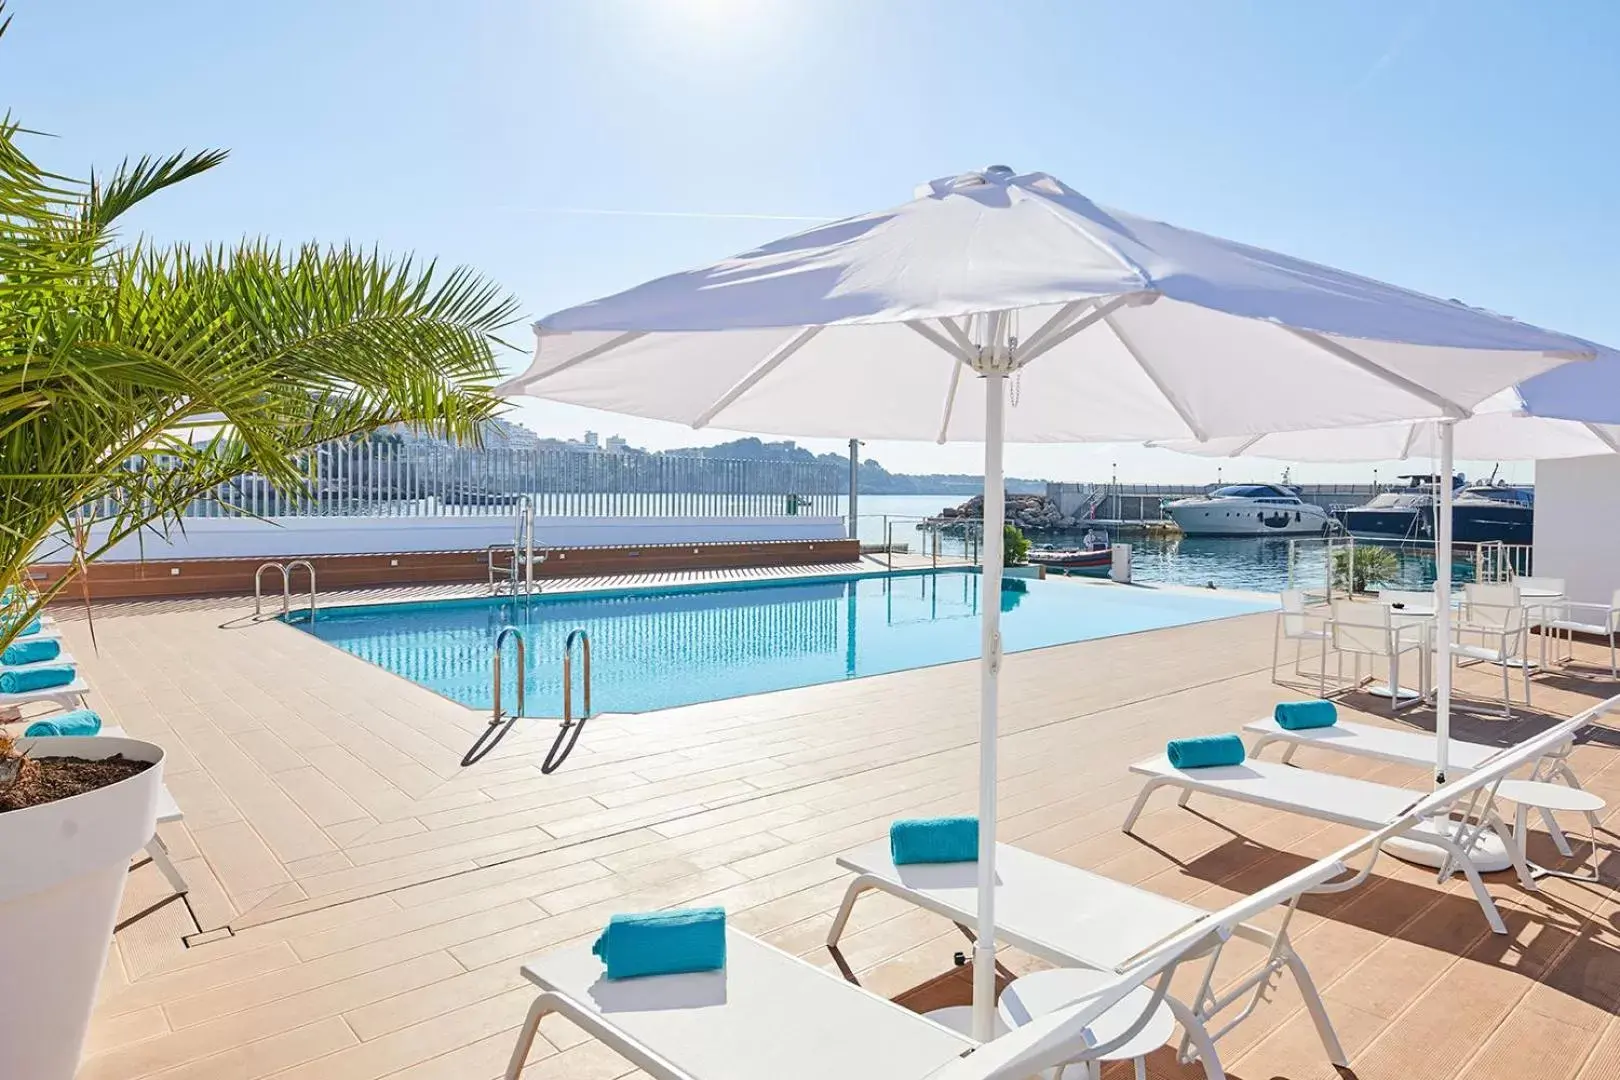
(298, 570), (1273, 716)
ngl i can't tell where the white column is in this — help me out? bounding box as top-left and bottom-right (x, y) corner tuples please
(1434, 420), (1455, 783)
(972, 343), (1006, 1041)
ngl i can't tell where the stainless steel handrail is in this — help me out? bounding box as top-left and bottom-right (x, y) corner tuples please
(542, 628), (592, 774)
(285, 560), (317, 622)
(253, 561), (288, 617)
(460, 625), (526, 767)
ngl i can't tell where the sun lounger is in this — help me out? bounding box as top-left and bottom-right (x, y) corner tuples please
(506, 819), (1424, 1080)
(1124, 701), (1612, 934)
(0, 675), (88, 711)
(101, 726), (189, 896)
(1245, 714), (1593, 854)
(830, 841), (1340, 1077)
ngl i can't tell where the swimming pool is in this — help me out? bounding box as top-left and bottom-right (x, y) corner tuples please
(297, 570), (1274, 716)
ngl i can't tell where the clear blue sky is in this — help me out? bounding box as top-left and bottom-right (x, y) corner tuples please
(8, 0), (1617, 484)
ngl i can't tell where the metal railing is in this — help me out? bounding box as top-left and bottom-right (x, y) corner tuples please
(541, 628), (592, 774)
(460, 625), (527, 767)
(253, 559), (317, 620)
(98, 441), (844, 522)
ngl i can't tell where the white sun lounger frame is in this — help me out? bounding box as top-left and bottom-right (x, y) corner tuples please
(1244, 715), (1594, 853)
(829, 840), (1348, 1079)
(1123, 700), (1613, 935)
(506, 838), (1382, 1080)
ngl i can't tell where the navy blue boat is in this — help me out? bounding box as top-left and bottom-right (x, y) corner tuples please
(1335, 474), (1533, 545)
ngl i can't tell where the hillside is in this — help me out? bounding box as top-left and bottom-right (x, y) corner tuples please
(666, 437), (1046, 494)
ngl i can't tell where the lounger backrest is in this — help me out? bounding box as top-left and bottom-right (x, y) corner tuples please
(1403, 693), (1618, 820)
(929, 847), (1367, 1080)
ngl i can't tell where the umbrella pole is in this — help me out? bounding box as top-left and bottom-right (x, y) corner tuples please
(973, 365), (1006, 1042)
(1435, 420), (1455, 783)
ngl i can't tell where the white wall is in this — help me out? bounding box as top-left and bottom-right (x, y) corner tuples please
(1534, 455), (1620, 605)
(34, 515), (847, 564)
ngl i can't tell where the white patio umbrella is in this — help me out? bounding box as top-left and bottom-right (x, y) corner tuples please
(500, 166), (1606, 1037)
(1154, 385), (1620, 787)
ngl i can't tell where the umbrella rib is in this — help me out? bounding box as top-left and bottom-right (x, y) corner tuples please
(906, 319), (976, 363)
(1583, 423), (1620, 453)
(1398, 422), (1424, 460)
(935, 358), (964, 445)
(1104, 312), (1209, 441)
(688, 326), (822, 428)
(1284, 327), (1469, 419)
(513, 330), (647, 389)
(1019, 299), (1098, 357)
(1016, 295), (1134, 366)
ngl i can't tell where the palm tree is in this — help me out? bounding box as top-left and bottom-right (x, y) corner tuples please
(0, 8), (517, 650)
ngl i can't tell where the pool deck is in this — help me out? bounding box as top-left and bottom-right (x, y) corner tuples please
(25, 559), (1620, 1080)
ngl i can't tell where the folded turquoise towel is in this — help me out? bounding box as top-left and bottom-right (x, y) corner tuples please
(24, 709), (102, 738)
(12, 618), (40, 637)
(3, 637), (60, 666)
(1274, 700), (1337, 731)
(1167, 734), (1246, 769)
(592, 908), (726, 980)
(0, 664), (75, 694)
(891, 816), (978, 865)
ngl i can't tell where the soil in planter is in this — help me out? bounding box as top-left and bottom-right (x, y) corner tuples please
(0, 755), (153, 813)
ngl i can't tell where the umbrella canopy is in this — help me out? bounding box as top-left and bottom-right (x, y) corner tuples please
(500, 167), (1596, 442)
(1150, 387), (1620, 462)
(501, 166), (1609, 1043)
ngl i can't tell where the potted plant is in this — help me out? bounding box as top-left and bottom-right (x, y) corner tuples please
(0, 7), (515, 1075)
(0, 730), (165, 1080)
(1331, 545), (1401, 594)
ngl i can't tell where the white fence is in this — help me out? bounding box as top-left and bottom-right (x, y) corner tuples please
(97, 441), (845, 521)
(33, 515), (849, 565)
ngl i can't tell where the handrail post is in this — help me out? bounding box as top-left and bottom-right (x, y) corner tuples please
(285, 559), (317, 622)
(253, 561), (286, 617)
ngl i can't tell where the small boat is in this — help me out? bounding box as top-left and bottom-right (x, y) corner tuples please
(1027, 528), (1113, 575)
(1027, 548), (1113, 571)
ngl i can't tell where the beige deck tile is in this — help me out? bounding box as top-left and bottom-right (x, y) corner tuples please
(57, 585), (1620, 1080)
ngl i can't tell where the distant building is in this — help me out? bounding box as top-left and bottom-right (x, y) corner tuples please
(582, 430), (600, 450)
(605, 435), (629, 453)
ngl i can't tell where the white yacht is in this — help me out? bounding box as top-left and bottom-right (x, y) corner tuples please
(1164, 484), (1334, 537)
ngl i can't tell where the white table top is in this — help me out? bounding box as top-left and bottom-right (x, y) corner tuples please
(1492, 779), (1606, 813)
(998, 968), (1175, 1064)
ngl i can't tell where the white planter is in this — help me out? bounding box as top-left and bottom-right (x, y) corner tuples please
(0, 736), (163, 1080)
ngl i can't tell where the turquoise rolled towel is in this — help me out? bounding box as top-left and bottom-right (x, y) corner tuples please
(3, 637), (60, 666)
(592, 907), (726, 980)
(891, 816), (978, 865)
(1167, 734), (1246, 769)
(0, 664), (75, 694)
(12, 618), (41, 637)
(24, 709), (102, 738)
(1274, 700), (1337, 731)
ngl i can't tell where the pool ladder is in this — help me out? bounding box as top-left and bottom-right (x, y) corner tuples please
(458, 626), (593, 771)
(254, 560), (317, 622)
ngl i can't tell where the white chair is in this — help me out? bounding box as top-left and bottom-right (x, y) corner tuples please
(1545, 588), (1620, 677)
(1272, 589), (1331, 696)
(1329, 601), (1425, 713)
(1447, 583), (1530, 715)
